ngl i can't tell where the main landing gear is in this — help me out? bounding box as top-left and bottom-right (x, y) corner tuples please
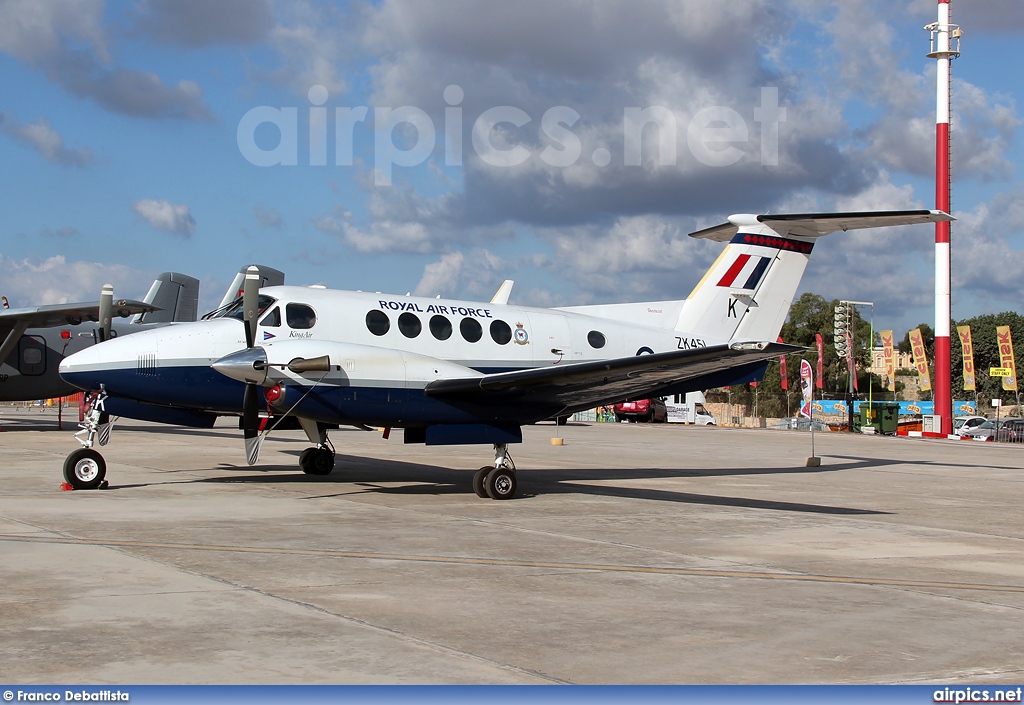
(299, 446), (335, 475)
(472, 443), (517, 500)
(297, 418), (336, 475)
(63, 391), (112, 490)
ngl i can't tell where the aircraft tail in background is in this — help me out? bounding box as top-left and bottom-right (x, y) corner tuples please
(135, 272), (201, 324)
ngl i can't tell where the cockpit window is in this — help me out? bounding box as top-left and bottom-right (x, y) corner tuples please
(204, 295), (277, 321)
(260, 306), (281, 327)
(286, 303), (317, 329)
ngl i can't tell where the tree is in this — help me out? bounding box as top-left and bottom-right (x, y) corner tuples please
(950, 312), (1024, 408)
(711, 292), (878, 418)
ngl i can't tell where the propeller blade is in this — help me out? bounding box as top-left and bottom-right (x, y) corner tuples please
(242, 265), (260, 349)
(98, 284), (113, 342)
(242, 382), (263, 465)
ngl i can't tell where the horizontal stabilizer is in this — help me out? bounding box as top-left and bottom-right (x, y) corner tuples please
(690, 210), (953, 241)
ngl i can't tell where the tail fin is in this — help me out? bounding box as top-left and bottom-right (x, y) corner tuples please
(675, 210), (952, 343)
(216, 264), (286, 311)
(134, 272), (201, 323)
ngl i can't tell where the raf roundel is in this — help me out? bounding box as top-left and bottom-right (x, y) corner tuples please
(513, 322), (529, 345)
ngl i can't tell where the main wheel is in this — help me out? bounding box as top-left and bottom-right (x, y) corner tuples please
(298, 447), (315, 470)
(63, 448), (106, 490)
(484, 467), (517, 500)
(555, 415), (569, 426)
(301, 447), (334, 475)
(472, 466), (491, 497)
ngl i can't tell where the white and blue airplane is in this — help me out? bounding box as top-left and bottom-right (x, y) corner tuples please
(58, 210), (951, 498)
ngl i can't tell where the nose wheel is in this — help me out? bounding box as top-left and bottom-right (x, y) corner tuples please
(63, 448), (107, 490)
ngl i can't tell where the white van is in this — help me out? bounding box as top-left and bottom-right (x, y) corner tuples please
(666, 391), (716, 425)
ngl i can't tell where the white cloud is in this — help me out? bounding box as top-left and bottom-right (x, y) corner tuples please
(132, 199), (196, 236)
(0, 254), (152, 307)
(414, 249), (507, 300)
(0, 0), (210, 120)
(253, 204), (283, 230)
(0, 113), (93, 166)
(266, 1), (354, 95)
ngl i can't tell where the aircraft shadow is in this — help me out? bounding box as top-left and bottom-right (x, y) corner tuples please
(182, 454), (891, 515)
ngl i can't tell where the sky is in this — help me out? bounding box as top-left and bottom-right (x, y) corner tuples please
(1, 0), (1022, 335)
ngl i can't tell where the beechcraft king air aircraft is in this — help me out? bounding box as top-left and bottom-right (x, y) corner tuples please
(59, 210), (952, 498)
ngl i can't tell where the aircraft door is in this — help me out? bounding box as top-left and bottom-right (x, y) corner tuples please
(18, 335), (46, 376)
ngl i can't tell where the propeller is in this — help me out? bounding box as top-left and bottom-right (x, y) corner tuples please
(240, 266), (263, 465)
(98, 284), (113, 342)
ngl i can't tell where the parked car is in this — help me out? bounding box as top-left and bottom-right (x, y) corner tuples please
(952, 415), (987, 437)
(961, 418), (1023, 441)
(996, 419), (1024, 443)
(614, 398), (667, 423)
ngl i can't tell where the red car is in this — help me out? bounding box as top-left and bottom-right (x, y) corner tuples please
(613, 398), (667, 423)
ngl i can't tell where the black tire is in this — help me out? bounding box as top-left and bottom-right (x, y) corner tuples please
(555, 415), (569, 426)
(484, 467), (517, 500)
(472, 466), (491, 498)
(298, 447), (315, 471)
(63, 448), (106, 490)
(302, 448), (334, 475)
(614, 414), (624, 423)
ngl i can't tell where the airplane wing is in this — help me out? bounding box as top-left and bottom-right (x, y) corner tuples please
(425, 342), (803, 416)
(690, 209), (953, 241)
(0, 299), (158, 331)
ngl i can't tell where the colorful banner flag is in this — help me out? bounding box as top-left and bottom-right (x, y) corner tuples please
(880, 329), (896, 389)
(996, 325), (1018, 391)
(799, 359), (813, 418)
(814, 333), (824, 389)
(778, 336), (788, 391)
(909, 328), (932, 392)
(957, 325), (975, 392)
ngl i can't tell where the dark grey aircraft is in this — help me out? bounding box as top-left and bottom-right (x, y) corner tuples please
(1, 266), (284, 403)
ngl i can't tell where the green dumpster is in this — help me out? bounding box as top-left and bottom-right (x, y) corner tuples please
(857, 401), (900, 435)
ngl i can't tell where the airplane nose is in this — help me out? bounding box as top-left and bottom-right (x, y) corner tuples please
(212, 347), (268, 385)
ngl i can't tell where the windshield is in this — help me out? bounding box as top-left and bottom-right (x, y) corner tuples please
(978, 420), (998, 430)
(202, 295), (277, 321)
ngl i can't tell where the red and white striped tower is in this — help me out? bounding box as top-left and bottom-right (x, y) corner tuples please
(926, 1), (960, 435)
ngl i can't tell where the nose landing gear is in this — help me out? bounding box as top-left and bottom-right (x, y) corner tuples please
(63, 391), (112, 490)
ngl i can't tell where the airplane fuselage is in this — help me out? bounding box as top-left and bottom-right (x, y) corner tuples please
(59, 286), (732, 428)
(0, 320), (156, 401)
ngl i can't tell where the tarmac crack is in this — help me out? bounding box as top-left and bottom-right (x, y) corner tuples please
(5, 534), (1024, 595)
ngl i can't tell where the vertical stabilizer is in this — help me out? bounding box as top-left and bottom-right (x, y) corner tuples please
(135, 272), (201, 323)
(217, 265), (286, 310)
(675, 210), (953, 344)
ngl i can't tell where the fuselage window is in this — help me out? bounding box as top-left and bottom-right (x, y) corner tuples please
(23, 348), (42, 365)
(260, 306), (281, 327)
(588, 330), (606, 348)
(429, 315), (452, 340)
(366, 309), (390, 336)
(460, 317), (482, 343)
(286, 303), (317, 329)
(398, 312), (422, 338)
(490, 320), (512, 345)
